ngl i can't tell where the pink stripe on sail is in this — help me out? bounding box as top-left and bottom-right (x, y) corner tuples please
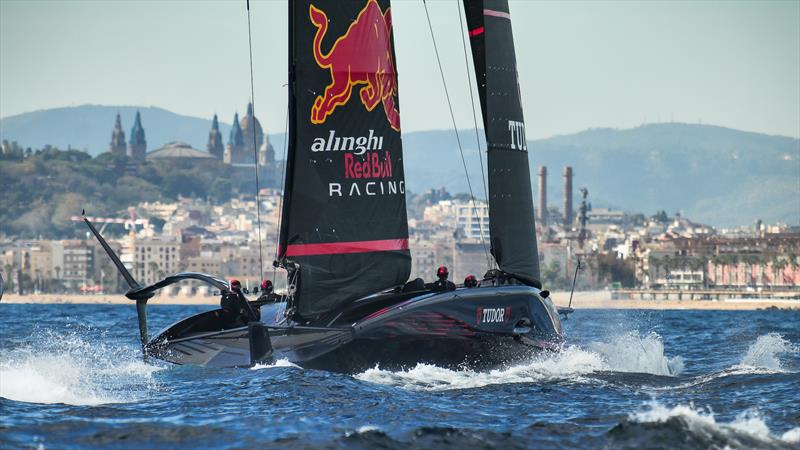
(483, 9), (511, 20)
(283, 238), (409, 257)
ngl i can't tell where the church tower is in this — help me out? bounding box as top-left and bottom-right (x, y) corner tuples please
(258, 133), (275, 167)
(207, 114), (224, 160)
(109, 113), (126, 156)
(224, 112), (244, 164)
(127, 111), (147, 161)
(240, 102), (263, 162)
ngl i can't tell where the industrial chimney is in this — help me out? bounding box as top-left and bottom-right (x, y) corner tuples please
(563, 166), (573, 228)
(537, 166), (547, 225)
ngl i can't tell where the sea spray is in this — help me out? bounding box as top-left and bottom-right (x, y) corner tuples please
(590, 331), (684, 376)
(355, 346), (604, 390)
(619, 401), (800, 448)
(737, 332), (798, 371)
(250, 358), (300, 370)
(356, 330), (684, 390)
(0, 329), (161, 405)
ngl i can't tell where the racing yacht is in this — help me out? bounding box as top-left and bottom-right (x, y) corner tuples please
(86, 0), (566, 372)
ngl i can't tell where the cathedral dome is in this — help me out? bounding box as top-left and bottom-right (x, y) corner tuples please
(239, 102), (263, 143)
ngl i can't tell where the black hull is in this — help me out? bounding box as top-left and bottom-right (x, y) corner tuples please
(146, 285), (563, 373)
(299, 334), (553, 373)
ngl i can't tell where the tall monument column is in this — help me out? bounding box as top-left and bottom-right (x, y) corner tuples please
(537, 166), (547, 225)
(563, 166), (573, 228)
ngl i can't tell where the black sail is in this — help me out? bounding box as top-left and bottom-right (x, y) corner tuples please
(463, 0), (541, 287)
(281, 0), (411, 320)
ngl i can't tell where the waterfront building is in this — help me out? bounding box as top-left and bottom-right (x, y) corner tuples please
(452, 240), (486, 283)
(455, 202), (489, 241)
(423, 200), (458, 228)
(409, 238), (436, 280)
(53, 240), (96, 290)
(132, 237), (180, 285)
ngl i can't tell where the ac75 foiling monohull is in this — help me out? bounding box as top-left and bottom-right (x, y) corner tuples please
(86, 0), (566, 373)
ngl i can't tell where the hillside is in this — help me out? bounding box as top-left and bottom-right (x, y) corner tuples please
(401, 124), (799, 227)
(2, 105), (798, 227)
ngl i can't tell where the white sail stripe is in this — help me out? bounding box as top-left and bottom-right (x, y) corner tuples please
(483, 9), (511, 20)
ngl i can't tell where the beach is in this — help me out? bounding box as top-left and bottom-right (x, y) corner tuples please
(3, 290), (797, 310)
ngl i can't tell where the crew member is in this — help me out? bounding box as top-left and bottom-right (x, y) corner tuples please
(257, 279), (275, 303)
(221, 279), (241, 310)
(220, 279), (259, 323)
(432, 265), (456, 291)
(464, 274), (479, 288)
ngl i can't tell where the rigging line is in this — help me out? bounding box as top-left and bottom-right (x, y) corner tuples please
(456, 0), (494, 270)
(422, 0), (491, 269)
(246, 0), (265, 283)
(272, 103), (290, 285)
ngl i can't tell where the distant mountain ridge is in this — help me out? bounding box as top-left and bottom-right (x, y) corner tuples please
(0, 105), (233, 154)
(1, 105), (798, 227)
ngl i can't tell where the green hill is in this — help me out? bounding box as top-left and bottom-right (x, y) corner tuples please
(0, 149), (276, 238)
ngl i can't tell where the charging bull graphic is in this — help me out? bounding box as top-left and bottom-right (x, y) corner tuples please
(309, 0), (401, 131)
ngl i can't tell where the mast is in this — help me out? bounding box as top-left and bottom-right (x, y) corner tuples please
(278, 0), (411, 320)
(463, 0), (541, 287)
(279, 0), (297, 256)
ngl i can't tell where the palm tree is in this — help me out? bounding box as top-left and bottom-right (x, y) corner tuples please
(741, 254), (760, 287)
(4, 262), (16, 292)
(662, 255), (673, 288)
(772, 257), (789, 286)
(649, 256), (661, 288)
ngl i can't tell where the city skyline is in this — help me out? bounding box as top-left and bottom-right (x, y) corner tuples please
(1, 0), (798, 139)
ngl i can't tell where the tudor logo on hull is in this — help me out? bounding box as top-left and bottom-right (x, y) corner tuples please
(477, 306), (511, 324)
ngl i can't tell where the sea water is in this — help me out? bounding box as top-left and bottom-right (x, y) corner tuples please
(1, 305), (798, 449)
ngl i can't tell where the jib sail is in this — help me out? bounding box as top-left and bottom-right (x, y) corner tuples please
(463, 0), (541, 287)
(280, 0), (411, 320)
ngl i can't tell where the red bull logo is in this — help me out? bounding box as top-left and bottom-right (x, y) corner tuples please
(309, 0), (401, 131)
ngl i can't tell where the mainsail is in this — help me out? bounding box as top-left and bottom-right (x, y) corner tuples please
(280, 0), (411, 319)
(463, 0), (541, 287)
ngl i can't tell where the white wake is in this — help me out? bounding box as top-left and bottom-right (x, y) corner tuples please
(356, 331), (684, 391)
(0, 330), (161, 405)
(251, 358), (300, 370)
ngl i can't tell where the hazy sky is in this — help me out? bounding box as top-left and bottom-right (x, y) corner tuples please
(1, 0), (798, 139)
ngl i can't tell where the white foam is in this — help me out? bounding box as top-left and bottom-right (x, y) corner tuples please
(782, 427), (800, 443)
(590, 331), (684, 376)
(250, 358), (300, 370)
(736, 332), (797, 371)
(356, 345), (612, 391)
(356, 330), (683, 391)
(631, 401), (799, 444)
(343, 425), (382, 438)
(0, 331), (161, 406)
